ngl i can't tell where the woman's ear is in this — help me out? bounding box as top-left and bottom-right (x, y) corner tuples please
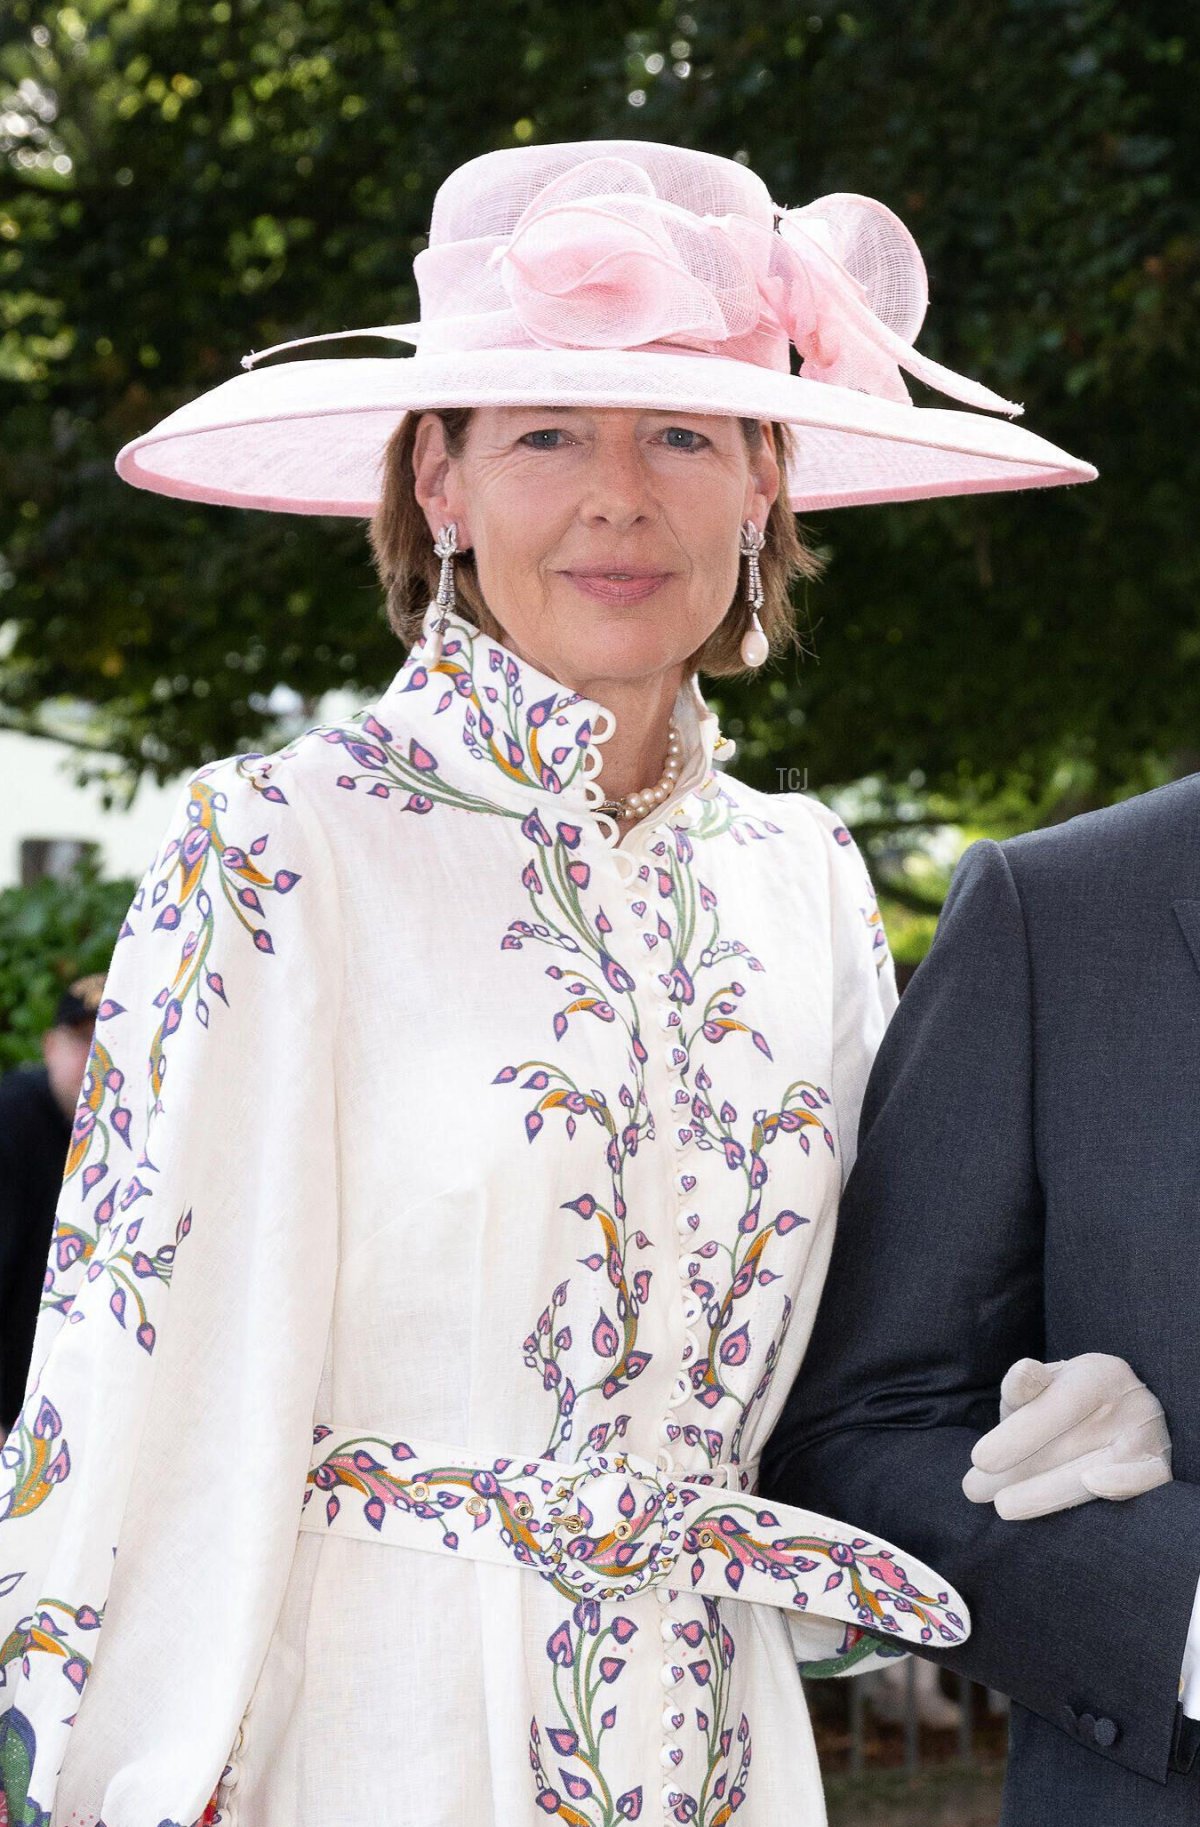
(412, 412), (471, 545)
(749, 420), (781, 523)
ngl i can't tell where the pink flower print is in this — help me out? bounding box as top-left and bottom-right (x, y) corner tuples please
(599, 950), (635, 996)
(718, 1325), (751, 1369)
(591, 1310), (620, 1358)
(861, 1553), (912, 1593)
(547, 1621), (575, 1667)
(526, 692), (560, 729)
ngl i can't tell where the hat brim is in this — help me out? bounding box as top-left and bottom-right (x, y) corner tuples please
(114, 347), (1098, 516)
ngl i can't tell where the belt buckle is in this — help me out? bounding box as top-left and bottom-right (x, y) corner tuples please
(543, 1450), (680, 1601)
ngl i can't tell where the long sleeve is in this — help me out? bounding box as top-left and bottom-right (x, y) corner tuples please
(1182, 1580), (1200, 1717)
(782, 796), (905, 1678)
(758, 837), (1200, 1783)
(0, 747), (343, 1826)
(800, 793), (899, 1193)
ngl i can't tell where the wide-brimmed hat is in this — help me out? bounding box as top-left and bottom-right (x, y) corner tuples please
(114, 139), (1097, 514)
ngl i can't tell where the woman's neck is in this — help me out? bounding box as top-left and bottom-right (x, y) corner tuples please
(584, 674), (683, 810)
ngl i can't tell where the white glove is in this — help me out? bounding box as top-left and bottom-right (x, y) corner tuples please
(962, 1352), (1172, 1521)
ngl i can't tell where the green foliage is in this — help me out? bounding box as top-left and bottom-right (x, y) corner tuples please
(0, 0), (1196, 840)
(0, 858), (133, 1069)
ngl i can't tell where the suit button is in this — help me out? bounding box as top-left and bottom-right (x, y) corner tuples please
(1079, 1713), (1098, 1741)
(1060, 1704), (1079, 1734)
(1094, 1717), (1119, 1748)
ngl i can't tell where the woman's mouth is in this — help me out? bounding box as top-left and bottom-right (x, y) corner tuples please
(560, 572), (671, 605)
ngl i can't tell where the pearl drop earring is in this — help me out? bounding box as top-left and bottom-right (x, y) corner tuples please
(738, 520), (769, 668)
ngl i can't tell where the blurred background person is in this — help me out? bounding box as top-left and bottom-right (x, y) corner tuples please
(0, 972), (102, 1441)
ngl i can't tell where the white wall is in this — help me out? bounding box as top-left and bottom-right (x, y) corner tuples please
(0, 729), (188, 891)
(0, 685), (368, 892)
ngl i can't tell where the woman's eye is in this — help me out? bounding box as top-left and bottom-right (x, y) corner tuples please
(661, 427), (710, 451)
(519, 428), (570, 450)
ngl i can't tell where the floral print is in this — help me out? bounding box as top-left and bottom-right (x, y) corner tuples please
(0, 600), (947, 1827)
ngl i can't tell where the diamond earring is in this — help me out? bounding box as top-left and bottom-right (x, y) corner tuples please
(434, 522), (459, 617)
(738, 520), (768, 668)
(428, 522), (459, 661)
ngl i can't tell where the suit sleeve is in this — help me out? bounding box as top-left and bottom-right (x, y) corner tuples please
(781, 796), (907, 1678)
(1181, 1579), (1200, 1717)
(799, 792), (900, 1191)
(758, 836), (1200, 1784)
(0, 749), (342, 1825)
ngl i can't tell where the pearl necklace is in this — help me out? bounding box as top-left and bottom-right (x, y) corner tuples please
(598, 717), (684, 823)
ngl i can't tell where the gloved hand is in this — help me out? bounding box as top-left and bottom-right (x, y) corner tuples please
(962, 1352), (1172, 1521)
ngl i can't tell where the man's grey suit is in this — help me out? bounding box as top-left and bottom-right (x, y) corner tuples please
(759, 772), (1200, 1823)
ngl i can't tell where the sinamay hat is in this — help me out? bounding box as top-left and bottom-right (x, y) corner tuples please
(114, 139), (1097, 514)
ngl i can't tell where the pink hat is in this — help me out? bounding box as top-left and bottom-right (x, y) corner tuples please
(114, 140), (1097, 514)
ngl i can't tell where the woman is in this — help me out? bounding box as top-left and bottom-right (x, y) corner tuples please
(0, 140), (1142, 1826)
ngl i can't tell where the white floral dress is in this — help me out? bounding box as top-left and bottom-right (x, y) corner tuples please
(0, 601), (967, 1827)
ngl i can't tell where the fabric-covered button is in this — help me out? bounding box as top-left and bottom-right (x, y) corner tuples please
(660, 1619), (676, 1644)
(1060, 1703), (1079, 1734)
(668, 1373), (689, 1405)
(1094, 1717), (1119, 1748)
(660, 1661), (684, 1687)
(1078, 1712), (1097, 1742)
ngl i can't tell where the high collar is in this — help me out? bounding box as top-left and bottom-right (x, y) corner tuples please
(373, 601), (735, 844)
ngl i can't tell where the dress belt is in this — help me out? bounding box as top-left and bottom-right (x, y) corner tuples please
(297, 1422), (970, 1649)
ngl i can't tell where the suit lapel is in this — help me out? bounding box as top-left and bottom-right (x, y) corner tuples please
(1173, 900), (1200, 979)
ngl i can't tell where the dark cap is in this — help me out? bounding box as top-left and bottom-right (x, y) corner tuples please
(53, 971), (106, 1030)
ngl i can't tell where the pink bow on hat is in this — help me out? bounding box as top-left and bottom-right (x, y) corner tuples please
(480, 154), (1019, 414)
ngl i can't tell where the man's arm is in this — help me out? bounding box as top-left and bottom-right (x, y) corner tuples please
(759, 837), (1200, 1785)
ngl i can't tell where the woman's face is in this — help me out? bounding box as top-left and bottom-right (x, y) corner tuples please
(411, 406), (780, 692)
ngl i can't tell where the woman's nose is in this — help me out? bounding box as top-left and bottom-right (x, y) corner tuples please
(578, 447), (656, 527)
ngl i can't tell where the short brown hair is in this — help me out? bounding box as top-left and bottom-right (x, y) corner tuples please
(368, 409), (824, 678)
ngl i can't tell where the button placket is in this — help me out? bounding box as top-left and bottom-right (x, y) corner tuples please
(608, 809), (704, 1820)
